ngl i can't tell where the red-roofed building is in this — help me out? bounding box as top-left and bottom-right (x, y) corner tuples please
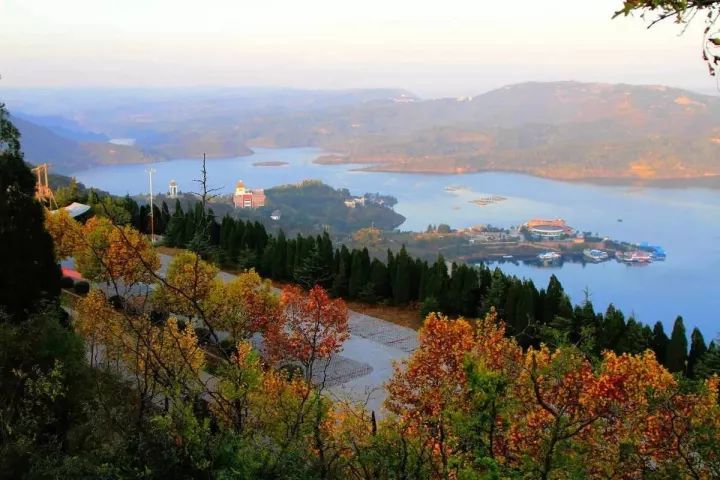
(233, 180), (265, 208)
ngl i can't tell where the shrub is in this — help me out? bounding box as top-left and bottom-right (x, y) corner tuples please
(73, 281), (90, 295)
(60, 276), (75, 289)
(194, 327), (212, 345)
(219, 338), (236, 357)
(149, 310), (168, 326)
(108, 295), (125, 310)
(419, 296), (440, 319)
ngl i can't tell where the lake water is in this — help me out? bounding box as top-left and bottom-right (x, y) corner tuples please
(73, 147), (720, 339)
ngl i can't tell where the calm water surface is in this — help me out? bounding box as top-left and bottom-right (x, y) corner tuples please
(74, 148), (720, 338)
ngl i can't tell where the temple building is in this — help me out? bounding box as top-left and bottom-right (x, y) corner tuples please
(233, 180), (266, 208)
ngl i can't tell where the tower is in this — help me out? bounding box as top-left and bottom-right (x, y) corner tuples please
(168, 180), (178, 198)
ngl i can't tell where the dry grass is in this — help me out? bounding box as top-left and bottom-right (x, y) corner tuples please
(344, 300), (423, 330)
(155, 245), (185, 256)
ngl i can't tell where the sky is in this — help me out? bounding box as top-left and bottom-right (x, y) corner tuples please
(0, 0), (716, 97)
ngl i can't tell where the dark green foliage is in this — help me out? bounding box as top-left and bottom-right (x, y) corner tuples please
(694, 341), (720, 379)
(651, 321), (669, 367)
(419, 296), (441, 318)
(666, 316), (688, 374)
(686, 327), (707, 378)
(392, 246), (413, 305)
(0, 104), (60, 320)
(73, 281), (90, 295)
(0, 309), (91, 477)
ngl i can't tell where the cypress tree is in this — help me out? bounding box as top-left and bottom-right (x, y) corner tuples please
(651, 321), (669, 367)
(481, 268), (507, 314)
(616, 319), (651, 355)
(0, 104), (60, 319)
(694, 341), (720, 379)
(369, 258), (390, 299)
(542, 275), (564, 324)
(686, 327), (707, 378)
(272, 230), (288, 280)
(331, 256), (349, 298)
(348, 250), (364, 299)
(599, 305), (626, 353)
(666, 316), (688, 374)
(392, 246), (412, 305)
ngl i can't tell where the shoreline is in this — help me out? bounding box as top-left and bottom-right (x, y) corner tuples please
(313, 157), (720, 190)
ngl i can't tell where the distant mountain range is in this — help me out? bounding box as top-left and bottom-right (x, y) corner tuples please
(5, 82), (720, 183)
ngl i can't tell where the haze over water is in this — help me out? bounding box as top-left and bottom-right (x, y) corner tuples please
(72, 147), (720, 339)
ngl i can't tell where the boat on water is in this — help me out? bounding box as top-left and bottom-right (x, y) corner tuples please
(616, 250), (652, 263)
(638, 242), (667, 261)
(537, 251), (562, 262)
(444, 185), (469, 192)
(583, 248), (609, 262)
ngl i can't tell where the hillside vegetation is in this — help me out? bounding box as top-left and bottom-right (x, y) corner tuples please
(7, 82), (720, 182)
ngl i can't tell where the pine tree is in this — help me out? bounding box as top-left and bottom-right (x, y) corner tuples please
(686, 327), (708, 378)
(369, 258), (390, 300)
(599, 308), (625, 351)
(542, 275), (565, 324)
(392, 246), (412, 305)
(0, 104), (60, 319)
(349, 250), (365, 299)
(272, 230), (288, 280)
(651, 321), (669, 367)
(666, 316), (688, 374)
(694, 341), (720, 379)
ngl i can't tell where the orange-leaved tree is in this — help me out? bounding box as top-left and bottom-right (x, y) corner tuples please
(384, 310), (720, 479)
(207, 270), (282, 341)
(268, 285), (349, 385)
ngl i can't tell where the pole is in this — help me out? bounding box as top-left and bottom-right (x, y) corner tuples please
(146, 168), (156, 243)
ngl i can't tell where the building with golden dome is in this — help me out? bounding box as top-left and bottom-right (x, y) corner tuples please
(233, 180), (265, 208)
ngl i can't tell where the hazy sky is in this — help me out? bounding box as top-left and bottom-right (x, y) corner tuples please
(0, 0), (715, 97)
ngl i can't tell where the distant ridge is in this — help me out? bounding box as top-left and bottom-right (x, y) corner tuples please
(5, 82), (719, 182)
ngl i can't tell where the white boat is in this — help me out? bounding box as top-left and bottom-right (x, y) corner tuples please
(537, 251), (562, 262)
(583, 249), (609, 262)
(617, 250), (652, 263)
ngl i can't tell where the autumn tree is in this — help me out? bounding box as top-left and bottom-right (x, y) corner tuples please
(268, 285), (349, 384)
(207, 269), (282, 341)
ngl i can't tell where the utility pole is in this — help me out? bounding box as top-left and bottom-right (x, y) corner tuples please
(146, 168), (156, 243)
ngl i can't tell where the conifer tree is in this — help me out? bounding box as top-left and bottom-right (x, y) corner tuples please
(666, 316), (688, 374)
(686, 327), (707, 378)
(695, 340), (720, 379)
(272, 230), (288, 280)
(369, 258), (390, 299)
(392, 246), (412, 305)
(651, 321), (669, 367)
(349, 250), (366, 299)
(0, 104), (60, 319)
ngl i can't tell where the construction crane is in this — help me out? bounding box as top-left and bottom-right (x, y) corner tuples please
(32, 163), (58, 210)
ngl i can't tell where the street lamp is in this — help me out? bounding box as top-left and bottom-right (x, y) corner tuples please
(146, 168), (156, 243)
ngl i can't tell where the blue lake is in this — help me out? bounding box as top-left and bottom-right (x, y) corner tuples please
(73, 147), (720, 339)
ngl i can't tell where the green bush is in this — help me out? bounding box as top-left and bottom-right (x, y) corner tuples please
(419, 296), (440, 318)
